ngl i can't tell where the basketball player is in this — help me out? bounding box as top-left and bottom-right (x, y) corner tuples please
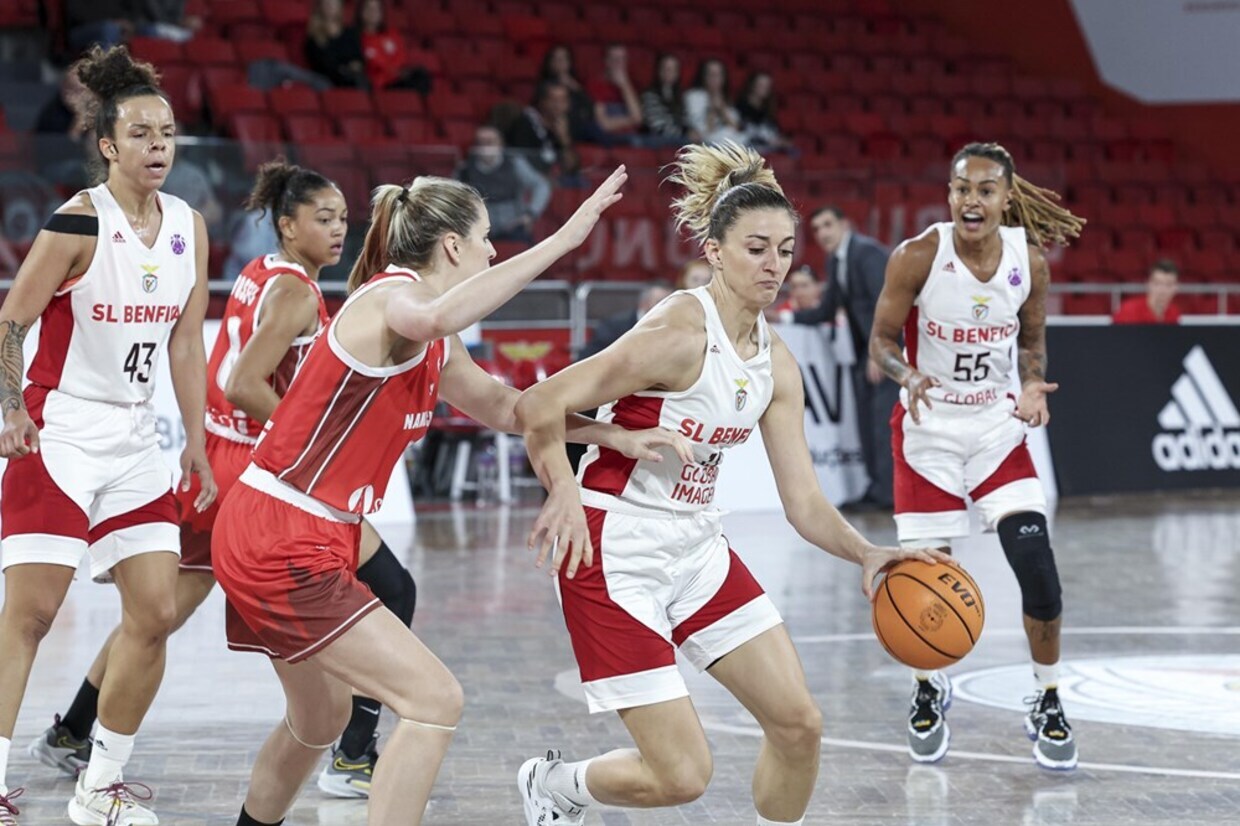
(211, 167), (687, 826)
(513, 143), (948, 826)
(27, 158), (412, 797)
(0, 45), (216, 825)
(869, 143), (1085, 769)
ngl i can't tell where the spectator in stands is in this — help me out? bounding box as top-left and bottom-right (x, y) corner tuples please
(64, 0), (198, 52)
(1112, 259), (1182, 324)
(578, 281), (673, 360)
(456, 125), (551, 244)
(506, 81), (581, 180)
(305, 0), (368, 89)
(586, 43), (645, 145)
(789, 205), (896, 510)
(162, 157), (224, 236)
(641, 53), (697, 146)
(34, 70), (91, 190)
(773, 266), (822, 314)
(684, 59), (745, 147)
(538, 44), (597, 142)
(736, 71), (791, 152)
(134, 0), (201, 42)
(352, 0), (432, 94)
(676, 258), (712, 290)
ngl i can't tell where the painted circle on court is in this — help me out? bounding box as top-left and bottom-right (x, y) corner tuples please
(951, 654), (1240, 735)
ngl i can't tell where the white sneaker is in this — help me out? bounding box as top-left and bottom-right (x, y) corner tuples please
(518, 750), (587, 826)
(67, 772), (158, 826)
(0, 786), (24, 826)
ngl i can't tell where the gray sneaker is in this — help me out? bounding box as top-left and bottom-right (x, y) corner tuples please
(518, 750), (587, 826)
(316, 737), (376, 798)
(907, 672), (952, 763)
(27, 715), (91, 776)
(1025, 688), (1078, 770)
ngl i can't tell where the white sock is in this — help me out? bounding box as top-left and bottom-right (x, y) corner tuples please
(83, 724), (134, 789)
(0, 735), (10, 793)
(1033, 661), (1060, 690)
(544, 758), (597, 808)
(913, 669), (933, 682)
(757, 815), (804, 825)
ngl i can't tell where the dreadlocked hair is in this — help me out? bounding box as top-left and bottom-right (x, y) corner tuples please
(666, 140), (795, 245)
(953, 142), (1085, 248)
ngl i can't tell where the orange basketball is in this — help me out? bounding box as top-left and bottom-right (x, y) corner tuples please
(872, 559), (985, 670)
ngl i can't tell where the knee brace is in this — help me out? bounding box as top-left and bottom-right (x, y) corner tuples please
(357, 542), (417, 627)
(997, 513), (1062, 622)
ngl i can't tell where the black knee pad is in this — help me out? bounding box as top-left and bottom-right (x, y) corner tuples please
(997, 513), (1062, 622)
(357, 542), (417, 627)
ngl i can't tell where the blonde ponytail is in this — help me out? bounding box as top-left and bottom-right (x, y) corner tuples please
(666, 140), (792, 245)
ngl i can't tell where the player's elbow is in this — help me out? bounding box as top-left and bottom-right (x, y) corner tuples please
(514, 386), (557, 434)
(223, 374), (256, 410)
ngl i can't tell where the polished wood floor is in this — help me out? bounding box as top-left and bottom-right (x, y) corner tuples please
(5, 491), (1240, 824)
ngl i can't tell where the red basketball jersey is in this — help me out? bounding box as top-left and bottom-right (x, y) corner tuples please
(252, 266), (446, 514)
(205, 255), (329, 444)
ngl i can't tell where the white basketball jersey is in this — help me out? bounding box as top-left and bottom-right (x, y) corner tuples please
(902, 223), (1032, 408)
(27, 183), (197, 404)
(577, 287), (774, 513)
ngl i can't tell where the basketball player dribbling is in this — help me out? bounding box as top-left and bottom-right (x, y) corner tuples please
(869, 142), (1086, 769)
(29, 158), (415, 798)
(514, 143), (948, 826)
(210, 168), (689, 826)
(0, 46), (216, 825)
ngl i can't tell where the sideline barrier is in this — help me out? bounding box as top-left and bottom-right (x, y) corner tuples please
(1046, 325), (1240, 495)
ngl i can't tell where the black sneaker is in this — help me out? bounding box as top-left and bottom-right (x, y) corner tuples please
(317, 736), (377, 798)
(1024, 687), (1078, 770)
(26, 714), (91, 776)
(907, 672), (951, 763)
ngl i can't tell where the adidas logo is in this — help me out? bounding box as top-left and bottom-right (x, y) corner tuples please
(111, 231), (125, 243)
(943, 261), (956, 273)
(1152, 345), (1240, 471)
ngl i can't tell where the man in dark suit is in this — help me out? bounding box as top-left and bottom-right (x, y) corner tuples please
(787, 206), (898, 509)
(578, 281), (673, 360)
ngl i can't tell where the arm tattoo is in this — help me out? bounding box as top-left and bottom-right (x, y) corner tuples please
(1018, 344), (1047, 385)
(0, 320), (29, 416)
(874, 340), (913, 385)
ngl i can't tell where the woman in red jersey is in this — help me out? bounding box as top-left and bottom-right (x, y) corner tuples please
(0, 45), (215, 826)
(32, 158), (415, 797)
(513, 143), (946, 826)
(212, 167), (677, 826)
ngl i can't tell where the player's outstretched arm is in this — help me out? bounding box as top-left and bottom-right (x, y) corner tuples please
(168, 211), (216, 510)
(438, 336), (693, 461)
(762, 336), (949, 599)
(0, 195), (95, 457)
(384, 166), (627, 344)
(870, 235), (938, 424)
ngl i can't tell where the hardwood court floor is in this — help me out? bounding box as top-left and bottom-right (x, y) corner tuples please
(6, 491), (1240, 824)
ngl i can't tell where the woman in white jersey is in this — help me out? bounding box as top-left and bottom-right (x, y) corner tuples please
(0, 45), (215, 826)
(869, 142), (1085, 770)
(514, 143), (947, 826)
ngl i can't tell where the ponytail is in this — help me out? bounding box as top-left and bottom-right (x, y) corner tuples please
(666, 140), (794, 245)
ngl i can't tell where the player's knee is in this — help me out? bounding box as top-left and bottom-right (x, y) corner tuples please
(655, 752), (712, 805)
(997, 512), (1062, 621)
(291, 696), (352, 746)
(764, 696), (823, 760)
(391, 670), (463, 728)
(3, 600), (59, 647)
(123, 596), (178, 644)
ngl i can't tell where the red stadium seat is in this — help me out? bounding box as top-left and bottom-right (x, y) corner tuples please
(235, 40), (290, 65)
(184, 37), (238, 66)
(388, 116), (433, 144)
(297, 143), (357, 168)
(339, 115), (389, 143)
(284, 114), (337, 143)
(270, 86), (321, 117)
(129, 37), (184, 64)
(207, 83), (266, 122)
(322, 89), (374, 117)
(374, 90), (426, 119)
